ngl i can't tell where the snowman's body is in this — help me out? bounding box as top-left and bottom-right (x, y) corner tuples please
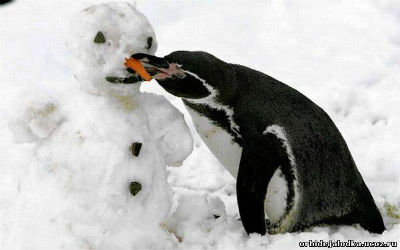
(7, 3), (193, 249)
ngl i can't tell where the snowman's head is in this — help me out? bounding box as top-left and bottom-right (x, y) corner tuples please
(68, 2), (157, 96)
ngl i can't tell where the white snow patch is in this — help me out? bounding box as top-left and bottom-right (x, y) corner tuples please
(8, 93), (64, 143)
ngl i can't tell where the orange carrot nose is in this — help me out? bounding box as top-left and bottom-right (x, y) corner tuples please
(124, 58), (152, 81)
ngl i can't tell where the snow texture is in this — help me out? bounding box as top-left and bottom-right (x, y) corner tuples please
(1, 0), (399, 249)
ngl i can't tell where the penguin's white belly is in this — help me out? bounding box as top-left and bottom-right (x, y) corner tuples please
(185, 106), (290, 224)
(264, 168), (288, 224)
(185, 106), (242, 178)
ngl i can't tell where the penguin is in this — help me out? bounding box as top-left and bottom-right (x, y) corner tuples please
(116, 51), (386, 235)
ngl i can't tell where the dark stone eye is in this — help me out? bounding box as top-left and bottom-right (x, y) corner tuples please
(94, 31), (106, 43)
(146, 37), (153, 49)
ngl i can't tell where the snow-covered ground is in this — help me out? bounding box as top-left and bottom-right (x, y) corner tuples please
(1, 0), (399, 249)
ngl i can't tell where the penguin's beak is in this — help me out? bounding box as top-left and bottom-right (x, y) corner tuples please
(127, 53), (171, 80)
(128, 53), (188, 81)
(130, 53), (170, 69)
(106, 53), (180, 84)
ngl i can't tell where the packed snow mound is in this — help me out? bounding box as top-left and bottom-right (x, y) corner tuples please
(139, 93), (193, 167)
(167, 194), (227, 241)
(8, 93), (64, 143)
(67, 2), (157, 96)
(2, 2), (193, 249)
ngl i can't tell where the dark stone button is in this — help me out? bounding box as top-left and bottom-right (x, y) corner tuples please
(130, 142), (142, 157)
(129, 182), (142, 196)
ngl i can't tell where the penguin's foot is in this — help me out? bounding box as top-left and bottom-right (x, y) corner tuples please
(266, 220), (283, 234)
(236, 218), (275, 233)
(265, 218), (271, 227)
(267, 226), (281, 235)
(237, 217), (282, 234)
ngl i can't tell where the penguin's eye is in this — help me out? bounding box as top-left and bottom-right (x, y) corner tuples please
(146, 37), (153, 49)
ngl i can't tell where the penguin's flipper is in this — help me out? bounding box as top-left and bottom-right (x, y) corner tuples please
(236, 144), (280, 235)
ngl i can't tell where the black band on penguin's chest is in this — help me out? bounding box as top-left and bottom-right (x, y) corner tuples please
(183, 100), (243, 146)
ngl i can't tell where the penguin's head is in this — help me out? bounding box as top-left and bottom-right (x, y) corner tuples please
(128, 51), (235, 101)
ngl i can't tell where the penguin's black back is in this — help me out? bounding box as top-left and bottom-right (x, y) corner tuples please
(226, 63), (385, 233)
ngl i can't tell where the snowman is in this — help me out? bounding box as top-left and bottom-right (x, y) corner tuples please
(7, 3), (193, 249)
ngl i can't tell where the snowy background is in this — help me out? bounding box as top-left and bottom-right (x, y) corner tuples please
(1, 0), (399, 249)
